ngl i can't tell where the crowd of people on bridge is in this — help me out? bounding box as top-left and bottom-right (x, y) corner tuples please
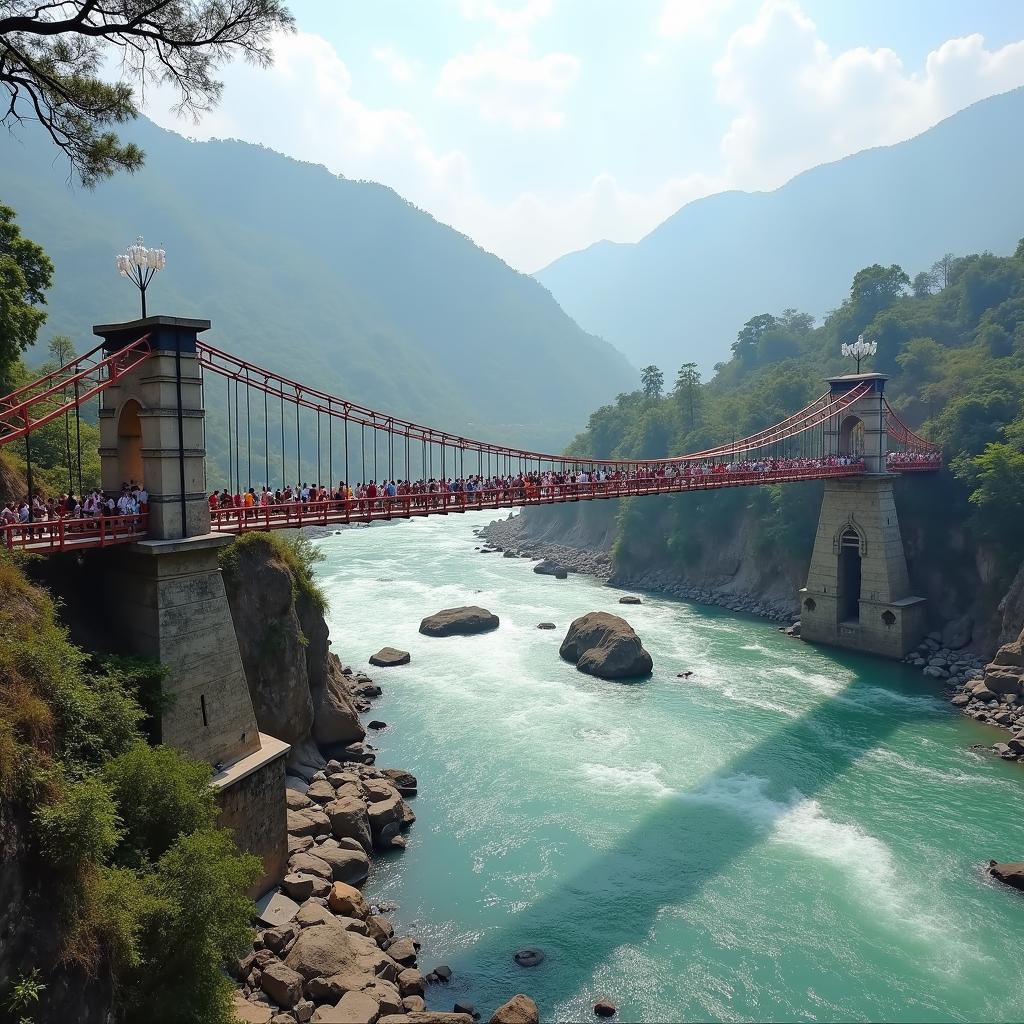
(206, 454), (868, 524)
(9, 448), (938, 545)
(886, 450), (942, 467)
(1, 482), (148, 542)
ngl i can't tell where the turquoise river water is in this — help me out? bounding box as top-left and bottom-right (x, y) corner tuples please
(316, 514), (1024, 1023)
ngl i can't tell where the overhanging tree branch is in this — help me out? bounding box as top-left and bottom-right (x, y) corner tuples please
(0, 0), (294, 184)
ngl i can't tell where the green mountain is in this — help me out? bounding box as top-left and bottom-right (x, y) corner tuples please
(536, 87), (1024, 374)
(2, 116), (635, 457)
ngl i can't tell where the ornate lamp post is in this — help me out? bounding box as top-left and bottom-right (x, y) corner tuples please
(115, 236), (166, 318)
(841, 334), (877, 373)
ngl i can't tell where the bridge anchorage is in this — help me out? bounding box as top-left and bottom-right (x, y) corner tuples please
(0, 312), (944, 888)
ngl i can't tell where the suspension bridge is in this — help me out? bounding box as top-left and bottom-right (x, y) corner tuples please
(0, 318), (940, 556)
(0, 312), (945, 893)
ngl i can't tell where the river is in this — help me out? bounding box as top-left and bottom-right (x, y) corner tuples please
(315, 514), (1024, 1023)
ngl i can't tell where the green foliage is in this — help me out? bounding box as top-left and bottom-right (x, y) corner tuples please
(0, 0), (293, 186)
(104, 743), (218, 866)
(640, 364), (665, 398)
(0, 555), (258, 1015)
(118, 829), (261, 1024)
(221, 529), (327, 612)
(570, 242), (1024, 589)
(4, 968), (46, 1020)
(34, 774), (123, 871)
(965, 443), (1024, 566)
(0, 205), (53, 391)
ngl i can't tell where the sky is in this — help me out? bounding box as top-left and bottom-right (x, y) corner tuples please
(140, 0), (1024, 273)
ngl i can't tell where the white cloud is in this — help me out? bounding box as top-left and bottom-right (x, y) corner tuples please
(138, 28), (697, 269)
(457, 0), (553, 33)
(453, 172), (724, 271)
(137, 7), (1024, 275)
(657, 0), (734, 38)
(372, 46), (419, 84)
(714, 0), (1024, 188)
(142, 31), (469, 199)
(436, 44), (580, 129)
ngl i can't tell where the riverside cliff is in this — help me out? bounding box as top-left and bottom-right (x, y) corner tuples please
(220, 533), (369, 781)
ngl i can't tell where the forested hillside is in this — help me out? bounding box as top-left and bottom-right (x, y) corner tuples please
(1, 117), (635, 457)
(537, 87), (1024, 374)
(538, 242), (1024, 643)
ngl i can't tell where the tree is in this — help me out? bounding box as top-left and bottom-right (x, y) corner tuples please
(674, 361), (701, 430)
(640, 364), (664, 399)
(0, 0), (294, 186)
(966, 442), (1024, 565)
(48, 333), (73, 366)
(912, 270), (937, 298)
(48, 334), (76, 489)
(1015, 237), (1024, 261)
(732, 313), (778, 363)
(778, 308), (814, 335)
(0, 203), (53, 389)
(931, 252), (961, 290)
(850, 264), (910, 325)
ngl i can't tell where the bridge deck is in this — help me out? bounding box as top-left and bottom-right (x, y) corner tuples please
(1, 463), (939, 555)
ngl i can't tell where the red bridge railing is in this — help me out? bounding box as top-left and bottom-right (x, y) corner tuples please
(1, 513), (149, 553)
(209, 463), (866, 534)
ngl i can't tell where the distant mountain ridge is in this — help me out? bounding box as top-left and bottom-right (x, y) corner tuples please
(536, 87), (1024, 373)
(1, 117), (636, 456)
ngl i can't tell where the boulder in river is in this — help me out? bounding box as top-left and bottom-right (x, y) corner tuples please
(419, 606), (499, 637)
(534, 559), (568, 579)
(537, 622), (556, 630)
(618, 596), (642, 605)
(513, 948), (545, 967)
(989, 860), (1024, 890)
(490, 994), (539, 1024)
(369, 647), (411, 667)
(560, 612), (653, 679)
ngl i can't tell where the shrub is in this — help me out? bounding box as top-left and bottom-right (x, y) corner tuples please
(119, 828), (260, 1024)
(0, 555), (260, 1019)
(220, 530), (327, 612)
(33, 774), (123, 871)
(103, 743), (218, 866)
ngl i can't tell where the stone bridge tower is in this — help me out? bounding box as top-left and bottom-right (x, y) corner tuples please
(799, 373), (927, 658)
(95, 315), (288, 896)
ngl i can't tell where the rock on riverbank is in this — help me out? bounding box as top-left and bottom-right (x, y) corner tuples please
(935, 619), (1024, 756)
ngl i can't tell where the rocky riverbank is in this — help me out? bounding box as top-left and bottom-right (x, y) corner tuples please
(226, 535), (540, 1024)
(936, 618), (1024, 762)
(232, 662), (541, 1024)
(479, 517), (798, 623)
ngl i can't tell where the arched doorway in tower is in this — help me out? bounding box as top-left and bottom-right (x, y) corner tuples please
(117, 399), (144, 488)
(838, 527), (862, 622)
(839, 415), (865, 457)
